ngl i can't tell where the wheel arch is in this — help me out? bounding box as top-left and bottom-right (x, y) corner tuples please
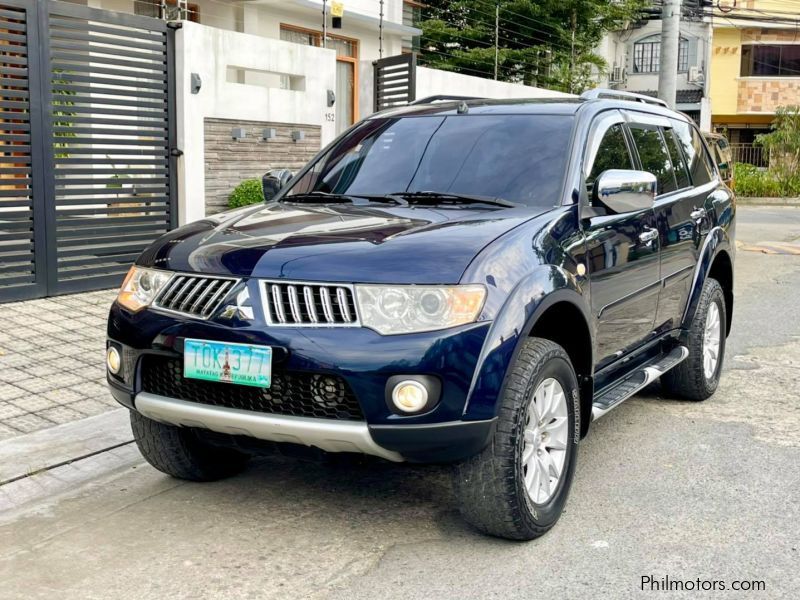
(707, 249), (733, 335)
(462, 266), (594, 435)
(682, 226), (734, 335)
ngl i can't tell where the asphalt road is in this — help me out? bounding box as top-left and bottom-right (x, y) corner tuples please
(2, 206), (799, 600)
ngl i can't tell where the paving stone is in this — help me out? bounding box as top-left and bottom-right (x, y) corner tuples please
(0, 385), (25, 402)
(42, 388), (84, 404)
(20, 364), (53, 378)
(4, 413), (53, 434)
(36, 405), (84, 425)
(10, 396), (57, 413)
(0, 401), (25, 420)
(0, 422), (19, 441)
(15, 377), (58, 395)
(68, 398), (113, 417)
(0, 353), (29, 368)
(0, 367), (30, 384)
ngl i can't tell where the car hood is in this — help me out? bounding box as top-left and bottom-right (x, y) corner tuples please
(138, 201), (545, 284)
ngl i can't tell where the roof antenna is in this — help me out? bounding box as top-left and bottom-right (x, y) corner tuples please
(457, 101), (469, 114)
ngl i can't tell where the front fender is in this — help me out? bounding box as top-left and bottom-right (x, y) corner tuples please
(681, 226), (732, 330)
(462, 266), (591, 421)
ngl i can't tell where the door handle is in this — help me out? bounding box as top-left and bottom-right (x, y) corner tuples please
(690, 207), (706, 221)
(639, 228), (659, 244)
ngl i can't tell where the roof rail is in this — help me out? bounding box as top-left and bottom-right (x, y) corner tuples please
(408, 95), (484, 105)
(580, 88), (669, 108)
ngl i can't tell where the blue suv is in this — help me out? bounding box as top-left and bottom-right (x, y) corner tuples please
(107, 90), (735, 540)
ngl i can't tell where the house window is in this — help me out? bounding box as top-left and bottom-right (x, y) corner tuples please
(741, 44), (800, 77)
(279, 25), (359, 134)
(633, 36), (688, 73)
(402, 1), (423, 54)
(134, 0), (200, 22)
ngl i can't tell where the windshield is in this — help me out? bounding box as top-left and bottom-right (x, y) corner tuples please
(284, 114), (574, 207)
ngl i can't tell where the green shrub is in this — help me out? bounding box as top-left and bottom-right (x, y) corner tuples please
(733, 162), (800, 197)
(228, 178), (264, 208)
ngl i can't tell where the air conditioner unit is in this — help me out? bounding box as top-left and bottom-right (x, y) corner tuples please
(688, 66), (704, 83)
(609, 66), (626, 84)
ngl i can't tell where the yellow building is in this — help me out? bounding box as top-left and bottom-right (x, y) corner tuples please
(710, 1), (800, 166)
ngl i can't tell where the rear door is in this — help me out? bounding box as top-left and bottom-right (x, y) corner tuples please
(583, 111), (660, 369)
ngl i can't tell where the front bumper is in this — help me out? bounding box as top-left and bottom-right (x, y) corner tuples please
(107, 300), (496, 462)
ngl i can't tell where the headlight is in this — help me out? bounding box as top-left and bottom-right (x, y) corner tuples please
(355, 284), (486, 335)
(117, 266), (173, 312)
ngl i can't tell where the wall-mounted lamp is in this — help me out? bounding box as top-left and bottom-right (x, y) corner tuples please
(291, 130), (305, 142)
(190, 72), (202, 94)
(262, 128), (277, 141)
(231, 127), (246, 141)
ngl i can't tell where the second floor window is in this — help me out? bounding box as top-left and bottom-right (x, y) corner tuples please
(741, 44), (800, 77)
(633, 36), (689, 73)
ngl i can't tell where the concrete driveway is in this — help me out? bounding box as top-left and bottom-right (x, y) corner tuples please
(1, 206), (799, 599)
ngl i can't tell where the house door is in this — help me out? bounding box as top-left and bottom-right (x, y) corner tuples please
(280, 25), (358, 135)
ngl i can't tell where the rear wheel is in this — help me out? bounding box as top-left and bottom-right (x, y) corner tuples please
(662, 277), (727, 401)
(453, 338), (580, 540)
(131, 411), (249, 481)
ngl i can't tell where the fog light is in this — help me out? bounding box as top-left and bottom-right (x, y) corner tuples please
(106, 346), (121, 375)
(391, 380), (429, 413)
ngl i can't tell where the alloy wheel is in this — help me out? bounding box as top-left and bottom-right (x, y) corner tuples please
(703, 301), (722, 379)
(522, 377), (569, 505)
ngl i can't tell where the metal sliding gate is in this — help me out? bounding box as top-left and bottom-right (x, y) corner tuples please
(0, 0), (176, 302)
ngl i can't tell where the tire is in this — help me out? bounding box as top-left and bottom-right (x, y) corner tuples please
(662, 277), (727, 401)
(453, 338), (580, 540)
(130, 411), (249, 482)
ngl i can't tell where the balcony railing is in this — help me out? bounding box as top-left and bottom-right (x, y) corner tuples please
(730, 143), (767, 168)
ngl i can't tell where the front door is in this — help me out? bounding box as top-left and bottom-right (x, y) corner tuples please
(582, 112), (661, 369)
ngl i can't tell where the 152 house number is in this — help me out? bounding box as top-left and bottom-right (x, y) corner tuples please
(325, 113), (335, 122)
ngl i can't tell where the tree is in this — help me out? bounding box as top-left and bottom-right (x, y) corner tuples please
(417, 0), (646, 93)
(756, 105), (800, 197)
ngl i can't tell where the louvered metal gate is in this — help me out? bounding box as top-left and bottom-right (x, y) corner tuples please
(373, 53), (416, 112)
(0, 0), (175, 302)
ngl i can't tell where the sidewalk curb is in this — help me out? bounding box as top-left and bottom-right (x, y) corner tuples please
(0, 408), (131, 485)
(737, 197), (800, 206)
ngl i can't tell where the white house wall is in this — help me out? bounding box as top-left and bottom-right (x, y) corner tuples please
(175, 22), (337, 223)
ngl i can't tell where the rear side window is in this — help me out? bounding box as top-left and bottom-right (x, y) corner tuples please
(663, 128), (691, 190)
(586, 124), (633, 190)
(671, 119), (714, 185)
(629, 125), (678, 195)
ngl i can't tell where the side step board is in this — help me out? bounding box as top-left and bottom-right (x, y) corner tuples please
(591, 346), (689, 421)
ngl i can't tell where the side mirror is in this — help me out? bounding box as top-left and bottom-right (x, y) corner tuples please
(262, 169), (293, 202)
(592, 169), (656, 214)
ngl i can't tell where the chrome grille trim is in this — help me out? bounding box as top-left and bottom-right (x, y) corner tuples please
(153, 273), (239, 319)
(261, 279), (360, 327)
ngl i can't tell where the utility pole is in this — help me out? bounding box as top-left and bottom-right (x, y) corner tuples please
(494, 4), (499, 80)
(379, 0), (384, 58)
(658, 0), (680, 108)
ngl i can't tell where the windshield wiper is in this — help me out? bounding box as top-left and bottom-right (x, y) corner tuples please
(283, 191), (408, 206)
(388, 191), (517, 208)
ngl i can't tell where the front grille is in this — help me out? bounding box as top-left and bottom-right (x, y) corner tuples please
(140, 355), (364, 421)
(262, 280), (359, 327)
(154, 274), (238, 318)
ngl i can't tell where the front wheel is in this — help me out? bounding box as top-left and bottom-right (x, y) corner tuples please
(131, 411), (249, 481)
(453, 338), (580, 540)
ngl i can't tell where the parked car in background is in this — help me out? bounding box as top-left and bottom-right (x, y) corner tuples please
(107, 90), (735, 540)
(704, 132), (734, 188)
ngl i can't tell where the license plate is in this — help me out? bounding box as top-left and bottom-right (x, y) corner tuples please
(183, 338), (272, 388)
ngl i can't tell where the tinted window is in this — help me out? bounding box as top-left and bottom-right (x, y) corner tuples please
(586, 124), (632, 190)
(285, 114), (575, 207)
(629, 126), (677, 195)
(671, 119), (713, 185)
(741, 44), (800, 77)
(662, 128), (691, 189)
